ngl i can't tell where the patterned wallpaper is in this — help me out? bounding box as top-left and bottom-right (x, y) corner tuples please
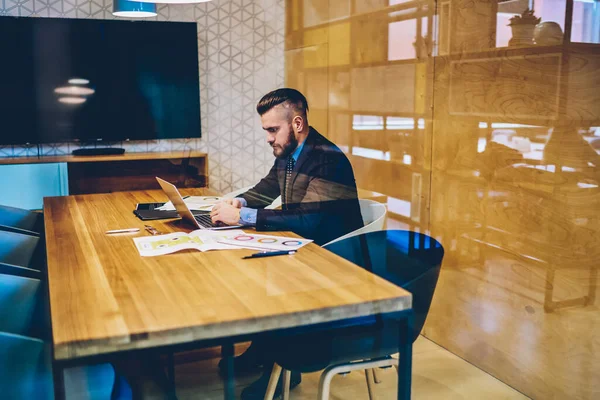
(0, 0), (284, 193)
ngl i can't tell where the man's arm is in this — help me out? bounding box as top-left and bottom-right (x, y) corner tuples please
(239, 162), (281, 209)
(254, 158), (361, 240)
(238, 202), (258, 226)
(211, 163), (279, 226)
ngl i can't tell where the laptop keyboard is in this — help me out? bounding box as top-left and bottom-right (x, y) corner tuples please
(194, 213), (218, 228)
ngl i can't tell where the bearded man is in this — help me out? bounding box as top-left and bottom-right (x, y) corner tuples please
(211, 87), (363, 246)
(210, 87), (364, 400)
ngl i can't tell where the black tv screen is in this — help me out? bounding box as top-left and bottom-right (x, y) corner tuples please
(0, 17), (200, 145)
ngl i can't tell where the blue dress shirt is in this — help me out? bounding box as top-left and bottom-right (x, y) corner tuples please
(237, 140), (305, 226)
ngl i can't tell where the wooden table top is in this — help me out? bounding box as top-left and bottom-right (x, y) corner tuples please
(44, 189), (411, 361)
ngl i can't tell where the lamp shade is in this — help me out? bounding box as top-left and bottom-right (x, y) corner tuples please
(113, 0), (157, 17)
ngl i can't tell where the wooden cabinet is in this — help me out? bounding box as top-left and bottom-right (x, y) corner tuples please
(0, 151), (208, 195)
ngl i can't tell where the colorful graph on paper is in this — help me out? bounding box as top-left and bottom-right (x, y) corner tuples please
(218, 233), (313, 251)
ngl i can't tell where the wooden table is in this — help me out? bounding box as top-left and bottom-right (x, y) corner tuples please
(44, 189), (413, 399)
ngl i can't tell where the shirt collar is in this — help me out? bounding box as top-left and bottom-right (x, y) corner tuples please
(291, 139), (305, 163)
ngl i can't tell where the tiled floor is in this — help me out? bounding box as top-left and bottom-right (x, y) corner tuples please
(131, 335), (530, 399)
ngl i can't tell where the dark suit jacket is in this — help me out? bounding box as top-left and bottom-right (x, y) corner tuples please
(241, 127), (363, 245)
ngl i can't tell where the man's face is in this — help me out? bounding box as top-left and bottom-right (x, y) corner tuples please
(261, 106), (298, 159)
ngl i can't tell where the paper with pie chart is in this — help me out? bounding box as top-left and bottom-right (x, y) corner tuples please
(217, 233), (313, 252)
(133, 229), (246, 257)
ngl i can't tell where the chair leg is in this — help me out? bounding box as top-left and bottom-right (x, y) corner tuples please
(371, 368), (381, 384)
(264, 364), (282, 400)
(318, 358), (398, 400)
(365, 369), (375, 400)
(317, 366), (337, 400)
(282, 369), (291, 400)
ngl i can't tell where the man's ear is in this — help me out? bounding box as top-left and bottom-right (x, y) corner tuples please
(292, 115), (304, 133)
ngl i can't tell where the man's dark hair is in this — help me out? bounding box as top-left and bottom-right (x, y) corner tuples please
(256, 88), (309, 118)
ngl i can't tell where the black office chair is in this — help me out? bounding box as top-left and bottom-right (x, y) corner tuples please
(0, 204), (44, 237)
(263, 230), (444, 400)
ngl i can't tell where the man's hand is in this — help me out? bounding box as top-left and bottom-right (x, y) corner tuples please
(219, 198), (243, 208)
(210, 202), (241, 225)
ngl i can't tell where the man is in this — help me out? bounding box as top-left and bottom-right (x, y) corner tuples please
(211, 87), (363, 246)
(210, 88), (363, 399)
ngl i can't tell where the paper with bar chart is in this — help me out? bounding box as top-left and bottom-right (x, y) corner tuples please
(133, 229), (245, 257)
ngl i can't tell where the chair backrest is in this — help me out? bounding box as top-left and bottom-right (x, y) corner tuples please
(0, 274), (43, 337)
(0, 262), (42, 280)
(265, 196), (282, 210)
(324, 230), (444, 343)
(0, 205), (43, 236)
(0, 333), (53, 400)
(0, 332), (117, 400)
(0, 229), (40, 269)
(322, 200), (387, 246)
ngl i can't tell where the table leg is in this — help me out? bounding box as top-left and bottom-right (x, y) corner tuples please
(222, 343), (235, 400)
(397, 312), (413, 400)
(53, 362), (66, 400)
(167, 352), (177, 399)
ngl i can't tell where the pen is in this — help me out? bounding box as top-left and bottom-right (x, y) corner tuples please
(242, 250), (297, 259)
(105, 228), (140, 234)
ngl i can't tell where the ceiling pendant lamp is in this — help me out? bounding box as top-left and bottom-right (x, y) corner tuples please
(113, 0), (157, 18)
(134, 0), (211, 5)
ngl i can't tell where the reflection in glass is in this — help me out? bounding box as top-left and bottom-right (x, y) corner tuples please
(389, 19), (418, 60)
(58, 97), (86, 105)
(386, 117), (424, 130)
(286, 0), (600, 398)
(54, 86), (95, 96)
(68, 78), (90, 85)
(352, 147), (390, 161)
(571, 0), (600, 43)
(352, 115), (384, 130)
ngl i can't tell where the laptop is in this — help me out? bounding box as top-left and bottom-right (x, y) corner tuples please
(156, 177), (241, 230)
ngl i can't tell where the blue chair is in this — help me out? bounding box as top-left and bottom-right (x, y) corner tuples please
(0, 274), (124, 399)
(0, 332), (117, 400)
(0, 229), (44, 277)
(263, 230), (444, 400)
(0, 274), (47, 339)
(0, 261), (41, 280)
(0, 204), (44, 237)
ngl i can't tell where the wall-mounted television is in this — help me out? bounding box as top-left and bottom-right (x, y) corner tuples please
(0, 16), (200, 149)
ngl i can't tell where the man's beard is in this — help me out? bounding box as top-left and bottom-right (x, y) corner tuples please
(272, 129), (298, 159)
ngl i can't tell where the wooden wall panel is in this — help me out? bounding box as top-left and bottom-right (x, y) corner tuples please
(566, 51), (600, 122)
(448, 0), (497, 53)
(448, 53), (562, 120)
(327, 22), (351, 66)
(350, 64), (417, 114)
(354, 0), (389, 15)
(424, 2), (600, 400)
(351, 14), (389, 64)
(286, 1), (600, 400)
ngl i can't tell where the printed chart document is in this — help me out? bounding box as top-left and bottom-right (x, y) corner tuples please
(134, 229), (245, 257)
(155, 196), (222, 212)
(217, 232), (313, 251)
(133, 230), (313, 256)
